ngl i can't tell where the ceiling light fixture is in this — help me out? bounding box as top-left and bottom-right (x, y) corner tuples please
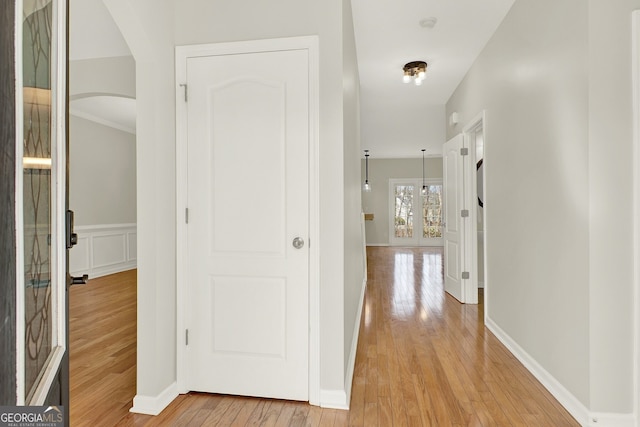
(403, 61), (428, 86)
(421, 149), (427, 196)
(363, 150), (372, 192)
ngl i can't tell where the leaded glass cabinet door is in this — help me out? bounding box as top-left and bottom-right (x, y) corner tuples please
(19, 0), (69, 417)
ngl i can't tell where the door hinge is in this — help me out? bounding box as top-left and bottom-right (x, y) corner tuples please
(179, 83), (188, 102)
(462, 271), (470, 279)
(185, 208), (189, 224)
(185, 329), (189, 345)
(461, 209), (469, 218)
(460, 147), (469, 156)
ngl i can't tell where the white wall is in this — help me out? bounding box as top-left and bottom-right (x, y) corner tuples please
(341, 0), (365, 397)
(106, 0), (363, 408)
(361, 158), (443, 245)
(446, 0), (640, 419)
(104, 0), (177, 402)
(447, 0), (590, 408)
(587, 0), (638, 414)
(69, 56), (135, 99)
(69, 116), (136, 226)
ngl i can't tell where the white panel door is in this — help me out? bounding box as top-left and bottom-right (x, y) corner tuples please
(186, 49), (309, 400)
(443, 134), (465, 302)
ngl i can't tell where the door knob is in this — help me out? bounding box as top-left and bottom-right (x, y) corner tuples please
(292, 237), (305, 249)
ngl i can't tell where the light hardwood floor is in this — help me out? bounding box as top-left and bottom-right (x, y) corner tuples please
(69, 247), (579, 426)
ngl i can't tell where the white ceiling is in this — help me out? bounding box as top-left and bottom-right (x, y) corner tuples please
(68, 0), (515, 153)
(351, 0), (515, 158)
(69, 0), (131, 61)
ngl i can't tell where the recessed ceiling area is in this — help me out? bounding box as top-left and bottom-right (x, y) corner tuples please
(70, 95), (136, 134)
(351, 0), (515, 158)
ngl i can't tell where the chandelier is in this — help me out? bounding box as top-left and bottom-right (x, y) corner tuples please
(403, 61), (428, 86)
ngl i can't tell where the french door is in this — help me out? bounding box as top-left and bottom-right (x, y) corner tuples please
(389, 178), (443, 247)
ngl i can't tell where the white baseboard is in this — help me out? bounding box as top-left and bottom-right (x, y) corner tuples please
(319, 389), (349, 410)
(488, 319), (637, 426)
(366, 243), (389, 247)
(69, 223), (137, 279)
(587, 413), (636, 427)
(130, 382), (179, 415)
(341, 277), (367, 410)
(486, 318), (591, 426)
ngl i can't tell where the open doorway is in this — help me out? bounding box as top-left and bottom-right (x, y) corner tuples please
(67, 0), (137, 423)
(442, 112), (486, 305)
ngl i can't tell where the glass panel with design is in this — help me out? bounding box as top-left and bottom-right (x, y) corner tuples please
(22, 0), (56, 403)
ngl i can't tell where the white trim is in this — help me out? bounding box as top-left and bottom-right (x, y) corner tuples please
(632, 9), (640, 426)
(69, 223), (137, 278)
(175, 36), (321, 404)
(461, 112), (486, 305)
(130, 382), (179, 416)
(69, 110), (136, 135)
(587, 413), (636, 427)
(15, 0), (25, 406)
(488, 316), (637, 426)
(366, 243), (390, 247)
(25, 347), (65, 406)
(486, 317), (590, 426)
(319, 389), (349, 410)
(342, 277), (367, 410)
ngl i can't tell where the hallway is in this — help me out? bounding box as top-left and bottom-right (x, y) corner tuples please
(71, 247), (578, 426)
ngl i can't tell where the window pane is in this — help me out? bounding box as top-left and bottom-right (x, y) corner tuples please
(394, 185), (413, 238)
(422, 184), (442, 238)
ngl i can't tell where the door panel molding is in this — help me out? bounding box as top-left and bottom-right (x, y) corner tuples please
(175, 36), (320, 405)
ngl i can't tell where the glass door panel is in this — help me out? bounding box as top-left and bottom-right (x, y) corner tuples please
(20, 0), (66, 407)
(390, 179), (443, 247)
(422, 184), (443, 239)
(393, 184), (414, 239)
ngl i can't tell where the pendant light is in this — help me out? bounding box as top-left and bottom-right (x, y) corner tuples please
(421, 149), (427, 196)
(363, 150), (371, 192)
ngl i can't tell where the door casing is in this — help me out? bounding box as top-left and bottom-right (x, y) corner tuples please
(175, 36), (320, 405)
(461, 111), (486, 306)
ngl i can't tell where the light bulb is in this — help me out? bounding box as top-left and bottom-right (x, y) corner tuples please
(363, 181), (371, 192)
(414, 78), (423, 86)
(421, 185), (427, 196)
(418, 70), (426, 79)
(403, 74), (411, 84)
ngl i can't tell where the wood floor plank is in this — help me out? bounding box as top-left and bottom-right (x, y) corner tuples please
(71, 248), (580, 426)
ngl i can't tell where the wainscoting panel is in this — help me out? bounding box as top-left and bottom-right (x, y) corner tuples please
(69, 224), (137, 279)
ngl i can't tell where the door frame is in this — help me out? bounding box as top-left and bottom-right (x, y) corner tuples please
(461, 111), (486, 306)
(174, 36), (320, 405)
(15, 0), (68, 406)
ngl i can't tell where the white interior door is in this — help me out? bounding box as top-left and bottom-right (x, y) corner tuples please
(443, 134), (465, 302)
(185, 48), (309, 400)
